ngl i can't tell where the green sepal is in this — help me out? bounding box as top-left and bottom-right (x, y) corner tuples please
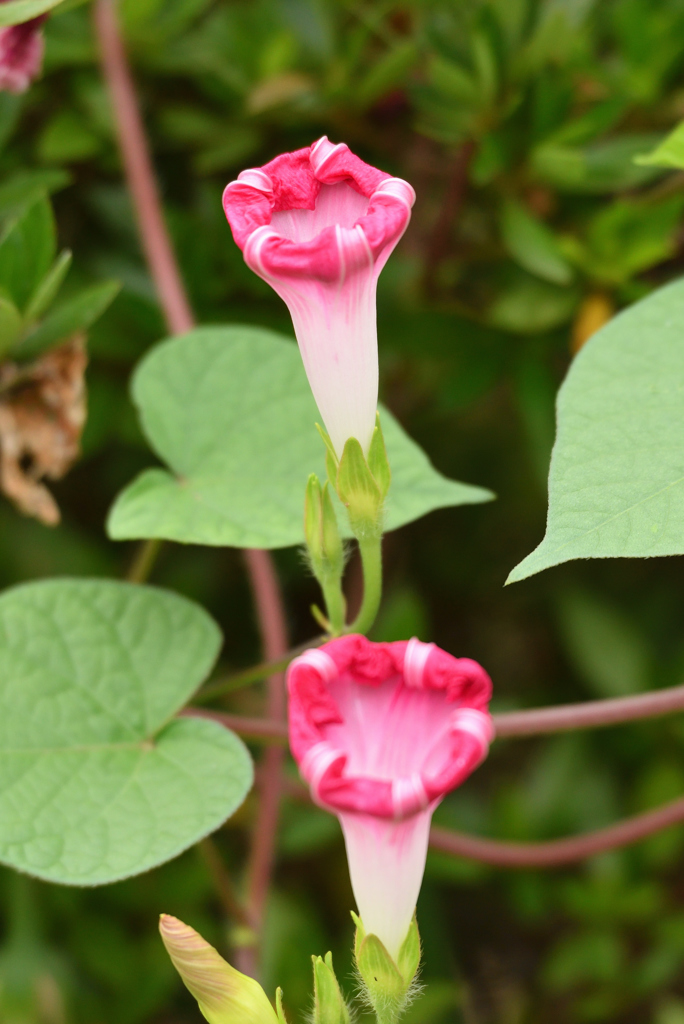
(356, 934), (405, 1022)
(351, 910), (365, 960)
(352, 912), (421, 1024)
(275, 988), (287, 1024)
(336, 437), (383, 541)
(316, 423), (340, 490)
(396, 917), (421, 988)
(325, 448), (338, 490)
(368, 413), (391, 500)
(312, 952), (351, 1024)
(316, 422), (339, 465)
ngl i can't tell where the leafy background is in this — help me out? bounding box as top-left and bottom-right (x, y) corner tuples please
(5, 0), (684, 1022)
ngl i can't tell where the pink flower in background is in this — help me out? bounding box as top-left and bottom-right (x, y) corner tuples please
(287, 634), (493, 959)
(0, 13), (46, 94)
(223, 138), (415, 457)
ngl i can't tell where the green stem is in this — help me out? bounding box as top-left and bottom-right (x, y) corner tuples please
(321, 575), (347, 636)
(126, 537), (163, 583)
(348, 533), (382, 635)
(195, 635), (326, 703)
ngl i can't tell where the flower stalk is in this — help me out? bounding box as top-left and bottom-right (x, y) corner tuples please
(310, 412), (390, 636)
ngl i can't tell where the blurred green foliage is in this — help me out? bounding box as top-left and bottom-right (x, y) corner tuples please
(5, 0), (684, 1021)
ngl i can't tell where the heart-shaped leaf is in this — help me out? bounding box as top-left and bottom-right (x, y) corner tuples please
(0, 578), (252, 885)
(107, 326), (492, 549)
(509, 277), (684, 582)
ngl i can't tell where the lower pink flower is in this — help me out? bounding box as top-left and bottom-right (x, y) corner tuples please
(0, 15), (46, 94)
(287, 634), (493, 959)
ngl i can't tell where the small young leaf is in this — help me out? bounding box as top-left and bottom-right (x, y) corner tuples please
(0, 170), (69, 220)
(0, 295), (23, 359)
(0, 195), (56, 310)
(23, 249), (72, 324)
(635, 122), (684, 169)
(501, 200), (573, 285)
(16, 279), (120, 359)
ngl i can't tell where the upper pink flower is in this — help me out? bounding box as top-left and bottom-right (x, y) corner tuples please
(223, 138), (415, 457)
(287, 634), (493, 958)
(0, 15), (46, 94)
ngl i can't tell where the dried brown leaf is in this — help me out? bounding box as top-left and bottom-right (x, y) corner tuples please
(0, 335), (88, 525)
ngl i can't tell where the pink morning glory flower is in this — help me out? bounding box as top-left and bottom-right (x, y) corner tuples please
(0, 14), (46, 94)
(223, 137), (415, 458)
(287, 634), (493, 959)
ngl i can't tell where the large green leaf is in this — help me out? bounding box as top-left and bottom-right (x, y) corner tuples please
(508, 277), (684, 583)
(107, 326), (492, 549)
(0, 0), (67, 26)
(0, 579), (252, 886)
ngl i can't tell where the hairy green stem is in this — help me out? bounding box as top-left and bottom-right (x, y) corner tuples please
(321, 575), (346, 636)
(348, 534), (382, 635)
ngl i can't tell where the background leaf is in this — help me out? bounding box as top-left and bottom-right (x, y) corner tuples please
(0, 194), (56, 311)
(107, 326), (493, 549)
(509, 277), (684, 581)
(0, 0), (67, 25)
(17, 279), (121, 358)
(0, 578), (252, 885)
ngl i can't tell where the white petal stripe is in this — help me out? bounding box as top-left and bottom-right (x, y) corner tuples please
(235, 168), (273, 194)
(293, 647), (339, 682)
(309, 136), (346, 178)
(373, 177), (416, 208)
(450, 707), (495, 748)
(392, 772), (429, 818)
(403, 637), (435, 689)
(300, 740), (344, 796)
(243, 225), (280, 278)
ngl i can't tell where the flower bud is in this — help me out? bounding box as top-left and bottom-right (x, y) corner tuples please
(312, 952), (350, 1024)
(304, 474), (344, 583)
(304, 472), (346, 633)
(159, 915), (279, 1024)
(0, 16), (46, 94)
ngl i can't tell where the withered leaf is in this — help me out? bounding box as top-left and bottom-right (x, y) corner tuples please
(0, 335), (87, 525)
